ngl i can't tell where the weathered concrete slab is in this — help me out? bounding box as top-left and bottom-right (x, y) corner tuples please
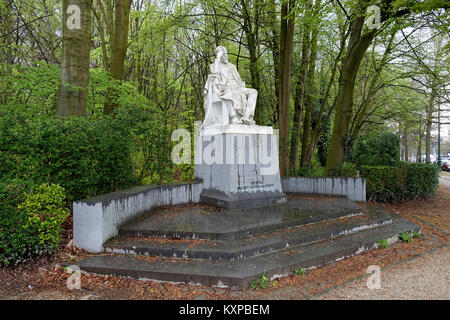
(119, 196), (362, 241)
(73, 182), (203, 252)
(105, 206), (392, 260)
(76, 214), (419, 289)
(281, 177), (366, 202)
(200, 189), (286, 210)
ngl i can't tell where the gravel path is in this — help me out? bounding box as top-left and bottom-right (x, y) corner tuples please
(315, 246), (450, 300)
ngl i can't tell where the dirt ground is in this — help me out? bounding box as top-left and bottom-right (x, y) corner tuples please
(1, 182), (449, 300)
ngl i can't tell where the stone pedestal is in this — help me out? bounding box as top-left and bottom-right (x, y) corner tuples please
(195, 124), (286, 210)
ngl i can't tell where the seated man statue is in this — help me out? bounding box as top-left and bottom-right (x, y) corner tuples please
(202, 46), (258, 128)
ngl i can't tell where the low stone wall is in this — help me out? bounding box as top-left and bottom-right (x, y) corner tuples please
(73, 182), (203, 252)
(281, 177), (366, 202)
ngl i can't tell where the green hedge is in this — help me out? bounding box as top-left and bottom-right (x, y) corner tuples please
(0, 182), (69, 266)
(0, 110), (138, 202)
(360, 162), (440, 202)
(353, 131), (400, 167)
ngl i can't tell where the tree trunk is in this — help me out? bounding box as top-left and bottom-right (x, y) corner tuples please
(241, 0), (262, 124)
(57, 0), (92, 117)
(278, 0), (296, 176)
(104, 0), (132, 115)
(266, 0), (280, 126)
(304, 31), (347, 167)
(300, 12), (319, 167)
(4, 0), (13, 71)
(417, 131), (423, 163)
(92, 0), (109, 70)
(403, 127), (408, 161)
(325, 15), (377, 171)
(288, 0), (312, 175)
(425, 85), (437, 163)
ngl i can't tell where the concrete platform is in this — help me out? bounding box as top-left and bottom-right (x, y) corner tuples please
(75, 213), (419, 289)
(105, 206), (391, 261)
(118, 196), (362, 240)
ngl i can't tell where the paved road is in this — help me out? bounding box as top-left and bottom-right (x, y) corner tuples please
(440, 172), (450, 188)
(316, 246), (450, 300)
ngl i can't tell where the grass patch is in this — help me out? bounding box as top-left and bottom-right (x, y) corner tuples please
(398, 232), (413, 243)
(249, 272), (272, 290)
(377, 239), (389, 249)
(294, 267), (306, 277)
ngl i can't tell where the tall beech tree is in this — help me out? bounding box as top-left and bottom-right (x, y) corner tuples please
(57, 0), (93, 117)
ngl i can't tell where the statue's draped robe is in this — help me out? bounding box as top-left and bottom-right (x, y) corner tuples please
(203, 61), (250, 128)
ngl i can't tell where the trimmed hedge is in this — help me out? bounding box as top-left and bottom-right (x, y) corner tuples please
(0, 110), (137, 202)
(360, 162), (440, 202)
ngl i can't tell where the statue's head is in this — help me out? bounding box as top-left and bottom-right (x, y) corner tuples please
(216, 46), (228, 64)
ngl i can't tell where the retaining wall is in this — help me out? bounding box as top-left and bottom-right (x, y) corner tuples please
(281, 177), (366, 202)
(73, 182), (203, 252)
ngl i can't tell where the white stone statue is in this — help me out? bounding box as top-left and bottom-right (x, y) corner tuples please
(202, 46), (258, 128)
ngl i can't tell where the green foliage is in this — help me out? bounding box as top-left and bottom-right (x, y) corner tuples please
(0, 64), (60, 115)
(0, 182), (68, 266)
(311, 106), (331, 167)
(0, 109), (136, 201)
(0, 65), (184, 198)
(249, 272), (271, 290)
(377, 239), (389, 249)
(18, 184), (69, 248)
(114, 105), (176, 185)
(88, 69), (156, 117)
(353, 132), (400, 168)
(398, 232), (413, 243)
(327, 162), (358, 177)
(297, 166), (324, 177)
(298, 162), (357, 178)
(360, 162), (439, 202)
(294, 267), (306, 277)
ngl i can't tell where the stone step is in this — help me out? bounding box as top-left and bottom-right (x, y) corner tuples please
(105, 206), (391, 261)
(119, 196), (362, 241)
(76, 214), (419, 289)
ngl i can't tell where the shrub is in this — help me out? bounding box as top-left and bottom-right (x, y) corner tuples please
(0, 182), (69, 266)
(297, 166), (324, 177)
(353, 131), (400, 168)
(18, 184), (69, 249)
(360, 162), (439, 202)
(0, 110), (137, 201)
(0, 206), (38, 266)
(114, 105), (175, 185)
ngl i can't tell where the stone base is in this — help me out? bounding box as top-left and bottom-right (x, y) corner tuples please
(200, 189), (287, 210)
(194, 125), (286, 210)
